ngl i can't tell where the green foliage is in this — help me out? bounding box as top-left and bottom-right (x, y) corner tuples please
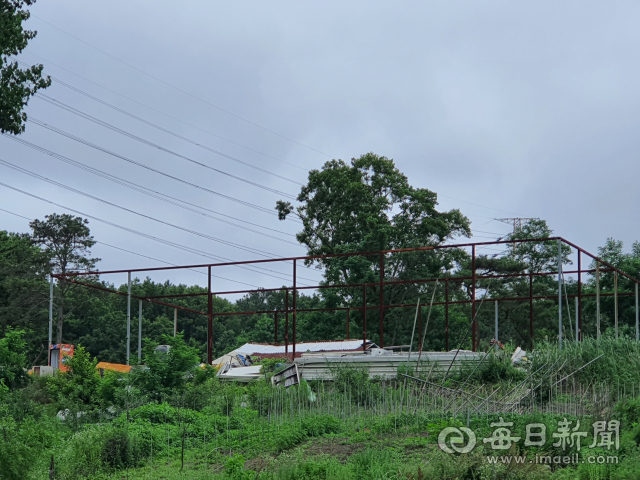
(48, 345), (100, 406)
(0, 0), (51, 134)
(0, 328), (29, 389)
(133, 333), (199, 398)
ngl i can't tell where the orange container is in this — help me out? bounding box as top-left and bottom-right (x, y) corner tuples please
(49, 344), (74, 372)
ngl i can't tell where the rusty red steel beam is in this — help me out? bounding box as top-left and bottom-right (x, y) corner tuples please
(63, 277), (208, 315)
(138, 268), (612, 300)
(206, 290), (636, 318)
(53, 237), (570, 278)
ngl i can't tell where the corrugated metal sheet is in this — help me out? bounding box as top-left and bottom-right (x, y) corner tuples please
(295, 351), (483, 380)
(233, 340), (372, 356)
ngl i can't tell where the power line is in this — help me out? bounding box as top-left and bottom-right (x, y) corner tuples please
(3, 135), (299, 243)
(25, 120), (290, 218)
(0, 185), (318, 284)
(35, 92), (302, 186)
(0, 207), (259, 287)
(22, 52), (307, 171)
(32, 100), (297, 200)
(0, 160), (288, 259)
(31, 16), (335, 158)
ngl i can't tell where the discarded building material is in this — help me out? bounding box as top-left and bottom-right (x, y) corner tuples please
(295, 350), (483, 380)
(272, 364), (300, 388)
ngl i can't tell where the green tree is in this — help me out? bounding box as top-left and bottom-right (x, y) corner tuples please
(30, 214), (100, 344)
(276, 153), (471, 346)
(0, 0), (51, 134)
(0, 328), (29, 389)
(48, 345), (100, 406)
(0, 230), (49, 361)
(134, 333), (199, 398)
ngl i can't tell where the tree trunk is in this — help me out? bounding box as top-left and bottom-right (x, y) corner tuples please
(56, 278), (65, 344)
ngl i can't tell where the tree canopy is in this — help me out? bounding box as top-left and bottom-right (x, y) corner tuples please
(0, 0), (51, 134)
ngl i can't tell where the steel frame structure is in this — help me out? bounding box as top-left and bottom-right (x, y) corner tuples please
(49, 237), (640, 365)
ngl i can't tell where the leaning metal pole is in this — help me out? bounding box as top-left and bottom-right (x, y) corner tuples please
(558, 239), (563, 350)
(127, 272), (132, 365)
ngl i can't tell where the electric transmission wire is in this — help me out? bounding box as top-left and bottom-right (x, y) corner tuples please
(33, 88), (302, 186)
(3, 135), (298, 243)
(32, 15), (335, 158)
(0, 207), (259, 287)
(32, 100), (297, 200)
(0, 184), (318, 284)
(22, 52), (307, 171)
(25, 119), (293, 218)
(0, 160), (288, 259)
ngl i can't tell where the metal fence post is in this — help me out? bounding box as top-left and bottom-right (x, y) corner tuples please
(207, 266), (213, 364)
(363, 285), (367, 350)
(138, 299), (142, 362)
(558, 239), (563, 350)
(379, 253), (384, 348)
(495, 300), (499, 351)
(614, 272), (618, 339)
(471, 245), (476, 352)
(636, 283), (640, 341)
(174, 308), (177, 337)
(578, 251), (582, 341)
(596, 262), (601, 339)
(529, 273), (534, 351)
(48, 275), (53, 365)
(575, 297), (579, 343)
(293, 260), (297, 361)
(127, 271), (131, 366)
(445, 279), (449, 351)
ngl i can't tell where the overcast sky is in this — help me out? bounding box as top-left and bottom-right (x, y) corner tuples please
(2, 1), (639, 295)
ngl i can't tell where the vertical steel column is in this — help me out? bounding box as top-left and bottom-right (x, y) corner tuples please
(494, 300), (499, 351)
(529, 273), (534, 351)
(173, 308), (177, 337)
(445, 279), (449, 351)
(285, 289), (289, 358)
(577, 251), (582, 341)
(362, 285), (367, 350)
(418, 304), (422, 351)
(138, 299), (142, 361)
(346, 310), (350, 340)
(558, 239), (563, 350)
(48, 275), (53, 364)
(207, 266), (213, 365)
(614, 272), (619, 339)
(274, 311), (278, 345)
(471, 245), (476, 352)
(379, 253), (384, 348)
(636, 283), (640, 342)
(596, 262), (601, 339)
(127, 272), (131, 366)
(575, 297), (579, 343)
(292, 261), (297, 361)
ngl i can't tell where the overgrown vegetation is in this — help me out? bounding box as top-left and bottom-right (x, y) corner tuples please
(0, 331), (639, 479)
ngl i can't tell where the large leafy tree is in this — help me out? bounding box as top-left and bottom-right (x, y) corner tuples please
(1, 0), (50, 134)
(0, 230), (49, 362)
(30, 214), (99, 344)
(276, 153), (471, 346)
